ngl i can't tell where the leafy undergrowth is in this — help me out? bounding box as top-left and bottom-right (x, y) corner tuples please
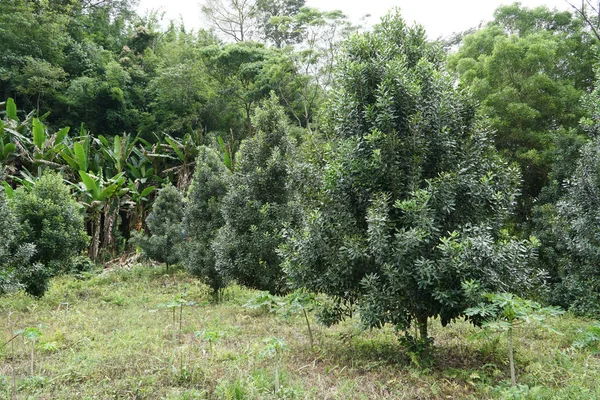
(0, 265), (599, 399)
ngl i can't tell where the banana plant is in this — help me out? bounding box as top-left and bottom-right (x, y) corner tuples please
(2, 99), (69, 172)
(125, 146), (159, 231)
(160, 132), (202, 188)
(95, 132), (141, 176)
(77, 170), (128, 260)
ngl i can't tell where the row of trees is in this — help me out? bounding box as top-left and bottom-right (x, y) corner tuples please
(4, 2), (600, 341)
(135, 10), (600, 345)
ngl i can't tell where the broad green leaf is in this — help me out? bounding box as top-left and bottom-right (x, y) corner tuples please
(74, 142), (87, 172)
(61, 152), (79, 170)
(164, 136), (185, 161)
(98, 135), (109, 147)
(114, 135), (122, 172)
(2, 181), (14, 198)
(6, 98), (17, 121)
(78, 170), (99, 198)
(217, 136), (232, 170)
(33, 118), (46, 151)
(54, 127), (70, 145)
(99, 183), (118, 201)
(140, 186), (156, 197)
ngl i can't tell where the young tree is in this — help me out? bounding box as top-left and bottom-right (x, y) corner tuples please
(281, 12), (538, 342)
(183, 146), (231, 299)
(213, 93), (295, 294)
(132, 184), (185, 269)
(0, 174), (36, 295)
(11, 172), (89, 295)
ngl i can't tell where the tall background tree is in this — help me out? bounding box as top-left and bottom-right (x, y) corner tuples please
(448, 4), (596, 226)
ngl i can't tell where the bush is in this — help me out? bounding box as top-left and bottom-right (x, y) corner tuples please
(0, 181), (36, 294)
(8, 172), (88, 296)
(12, 172), (89, 269)
(213, 94), (296, 294)
(183, 146), (230, 298)
(132, 183), (185, 269)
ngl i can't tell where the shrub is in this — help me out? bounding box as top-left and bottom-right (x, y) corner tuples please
(213, 93), (296, 294)
(132, 183), (185, 269)
(183, 146), (230, 298)
(9, 172), (88, 295)
(0, 181), (36, 294)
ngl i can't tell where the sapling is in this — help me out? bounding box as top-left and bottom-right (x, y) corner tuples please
(260, 337), (288, 393)
(155, 294), (197, 344)
(16, 327), (42, 376)
(277, 289), (317, 350)
(195, 330), (222, 355)
(466, 293), (563, 386)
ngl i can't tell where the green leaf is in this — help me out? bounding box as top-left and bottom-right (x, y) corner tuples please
(2, 181), (14, 199)
(217, 135), (232, 170)
(164, 135), (185, 161)
(140, 186), (156, 197)
(78, 170), (99, 198)
(2, 143), (16, 158)
(114, 135), (122, 172)
(99, 183), (118, 201)
(32, 118), (46, 150)
(54, 127), (70, 145)
(60, 152), (79, 170)
(6, 98), (17, 121)
(98, 135), (109, 147)
(74, 142), (88, 172)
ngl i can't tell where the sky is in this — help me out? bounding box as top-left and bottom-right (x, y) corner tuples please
(136, 0), (573, 39)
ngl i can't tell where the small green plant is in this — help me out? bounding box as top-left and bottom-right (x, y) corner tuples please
(154, 294), (197, 344)
(260, 337), (288, 393)
(16, 326), (43, 376)
(572, 321), (600, 353)
(398, 331), (434, 368)
(243, 291), (281, 314)
(194, 330), (222, 354)
(278, 289), (317, 349)
(466, 293), (563, 386)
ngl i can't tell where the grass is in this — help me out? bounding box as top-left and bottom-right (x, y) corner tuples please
(0, 264), (599, 399)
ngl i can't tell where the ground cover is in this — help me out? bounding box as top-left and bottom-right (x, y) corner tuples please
(1, 265), (599, 399)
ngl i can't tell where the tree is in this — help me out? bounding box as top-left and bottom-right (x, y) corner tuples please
(0, 171), (36, 295)
(542, 138), (600, 313)
(11, 172), (89, 295)
(568, 0), (600, 41)
(132, 184), (185, 269)
(281, 12), (538, 342)
(448, 4), (596, 224)
(254, 0), (305, 48)
(213, 93), (295, 294)
(183, 146), (231, 298)
(201, 0), (258, 42)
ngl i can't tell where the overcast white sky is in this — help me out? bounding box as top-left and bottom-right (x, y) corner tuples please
(136, 0), (573, 39)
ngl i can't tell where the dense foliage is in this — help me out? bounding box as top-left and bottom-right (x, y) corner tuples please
(132, 184), (185, 269)
(183, 146), (231, 297)
(3, 0), (600, 339)
(448, 4), (595, 223)
(213, 94), (296, 294)
(281, 14), (540, 340)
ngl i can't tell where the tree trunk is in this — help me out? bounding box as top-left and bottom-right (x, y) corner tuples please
(102, 207), (115, 254)
(89, 211), (101, 260)
(417, 315), (428, 341)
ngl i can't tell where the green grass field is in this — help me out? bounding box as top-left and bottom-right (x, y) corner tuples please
(1, 265), (599, 399)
